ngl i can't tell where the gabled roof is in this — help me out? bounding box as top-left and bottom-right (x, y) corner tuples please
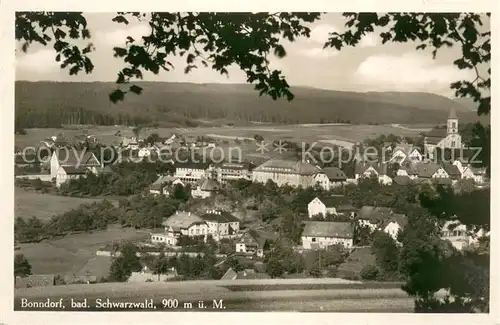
(416, 162), (445, 178)
(199, 179), (220, 191)
(321, 167), (347, 181)
(381, 213), (407, 230)
(302, 221), (354, 239)
(162, 211), (205, 229)
(253, 159), (320, 175)
(315, 195), (345, 208)
(61, 166), (88, 175)
(237, 229), (267, 247)
(358, 206), (393, 223)
(55, 149), (100, 167)
(393, 175), (412, 185)
(392, 143), (420, 156)
(442, 163), (461, 177)
(355, 162), (388, 176)
(199, 210), (240, 223)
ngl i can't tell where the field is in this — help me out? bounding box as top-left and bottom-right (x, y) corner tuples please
(16, 123), (429, 149)
(15, 188), (120, 221)
(17, 225), (150, 276)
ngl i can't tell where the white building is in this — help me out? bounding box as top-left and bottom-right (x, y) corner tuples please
(149, 176), (184, 196)
(235, 229), (266, 258)
(199, 210), (240, 240)
(301, 221), (354, 250)
(388, 144), (423, 164)
(50, 149), (101, 187)
(252, 159), (322, 188)
(174, 161), (210, 184)
(151, 211), (208, 246)
(355, 162), (393, 185)
(307, 196), (345, 218)
(423, 107), (463, 155)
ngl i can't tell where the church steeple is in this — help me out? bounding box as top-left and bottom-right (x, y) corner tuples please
(447, 107), (458, 134)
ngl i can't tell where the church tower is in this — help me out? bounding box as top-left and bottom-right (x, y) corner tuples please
(447, 106), (458, 135)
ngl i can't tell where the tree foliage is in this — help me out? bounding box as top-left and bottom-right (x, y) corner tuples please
(16, 12), (490, 115)
(14, 254), (32, 277)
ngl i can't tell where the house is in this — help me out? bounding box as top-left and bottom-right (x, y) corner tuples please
(151, 211), (207, 245)
(164, 134), (176, 145)
(149, 175), (184, 196)
(301, 221), (354, 249)
(381, 214), (407, 242)
(191, 178), (221, 199)
(138, 147), (152, 158)
(235, 229), (267, 257)
(440, 220), (470, 251)
(55, 166), (88, 187)
(355, 162), (393, 185)
(128, 265), (178, 283)
(423, 107), (462, 156)
(251, 159), (322, 188)
(415, 162), (449, 180)
(50, 149), (101, 186)
(215, 161), (255, 184)
(220, 268), (270, 280)
(150, 142), (171, 156)
(318, 167), (348, 190)
(442, 163), (462, 182)
(307, 196), (345, 219)
(469, 166), (487, 184)
(357, 206), (393, 230)
(388, 143), (423, 164)
(120, 137), (140, 150)
(199, 210), (240, 240)
(173, 161), (210, 184)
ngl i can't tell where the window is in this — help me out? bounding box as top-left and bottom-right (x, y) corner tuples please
(452, 122), (456, 129)
(451, 141), (456, 147)
(312, 238), (316, 242)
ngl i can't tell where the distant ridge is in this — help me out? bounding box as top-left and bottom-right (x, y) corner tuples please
(15, 81), (489, 128)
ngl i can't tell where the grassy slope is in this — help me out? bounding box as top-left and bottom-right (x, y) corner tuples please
(15, 188), (119, 221)
(15, 81), (490, 126)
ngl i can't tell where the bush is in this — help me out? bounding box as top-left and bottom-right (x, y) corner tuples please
(360, 264), (379, 280)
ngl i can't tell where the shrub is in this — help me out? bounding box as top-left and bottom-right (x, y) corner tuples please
(360, 264), (379, 280)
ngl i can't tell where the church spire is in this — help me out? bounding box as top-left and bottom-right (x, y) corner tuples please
(448, 106), (457, 119)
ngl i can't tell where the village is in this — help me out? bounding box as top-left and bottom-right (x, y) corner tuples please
(13, 106), (490, 287)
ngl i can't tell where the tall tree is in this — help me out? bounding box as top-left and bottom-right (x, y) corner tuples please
(108, 242), (142, 282)
(14, 254), (32, 277)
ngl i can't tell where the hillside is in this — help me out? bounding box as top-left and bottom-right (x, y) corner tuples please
(15, 81), (489, 128)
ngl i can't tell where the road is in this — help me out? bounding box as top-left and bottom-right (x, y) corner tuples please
(14, 279), (414, 312)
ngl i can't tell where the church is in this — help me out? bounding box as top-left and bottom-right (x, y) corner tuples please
(423, 106), (462, 154)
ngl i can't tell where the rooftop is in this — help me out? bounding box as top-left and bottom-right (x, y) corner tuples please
(162, 211), (205, 229)
(358, 206), (393, 223)
(200, 210), (240, 223)
(254, 159), (320, 175)
(302, 221), (354, 239)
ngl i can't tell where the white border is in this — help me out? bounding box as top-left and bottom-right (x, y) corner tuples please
(1, 1), (498, 324)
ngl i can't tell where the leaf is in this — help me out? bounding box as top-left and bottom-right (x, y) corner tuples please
(54, 28), (66, 39)
(109, 89), (126, 103)
(112, 15), (129, 25)
(273, 44), (287, 58)
(129, 85), (143, 95)
(126, 36), (135, 44)
(113, 47), (128, 58)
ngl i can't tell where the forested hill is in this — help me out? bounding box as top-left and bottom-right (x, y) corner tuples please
(15, 81), (489, 128)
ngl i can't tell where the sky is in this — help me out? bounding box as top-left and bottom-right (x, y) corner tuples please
(15, 12), (490, 97)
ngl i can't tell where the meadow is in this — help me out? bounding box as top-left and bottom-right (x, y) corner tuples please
(15, 188), (120, 221)
(16, 123), (428, 149)
(18, 225), (150, 276)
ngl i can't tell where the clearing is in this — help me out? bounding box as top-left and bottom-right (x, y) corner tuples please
(15, 188), (120, 221)
(17, 225), (150, 276)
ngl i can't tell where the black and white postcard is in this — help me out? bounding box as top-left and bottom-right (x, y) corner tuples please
(0, 1), (497, 324)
